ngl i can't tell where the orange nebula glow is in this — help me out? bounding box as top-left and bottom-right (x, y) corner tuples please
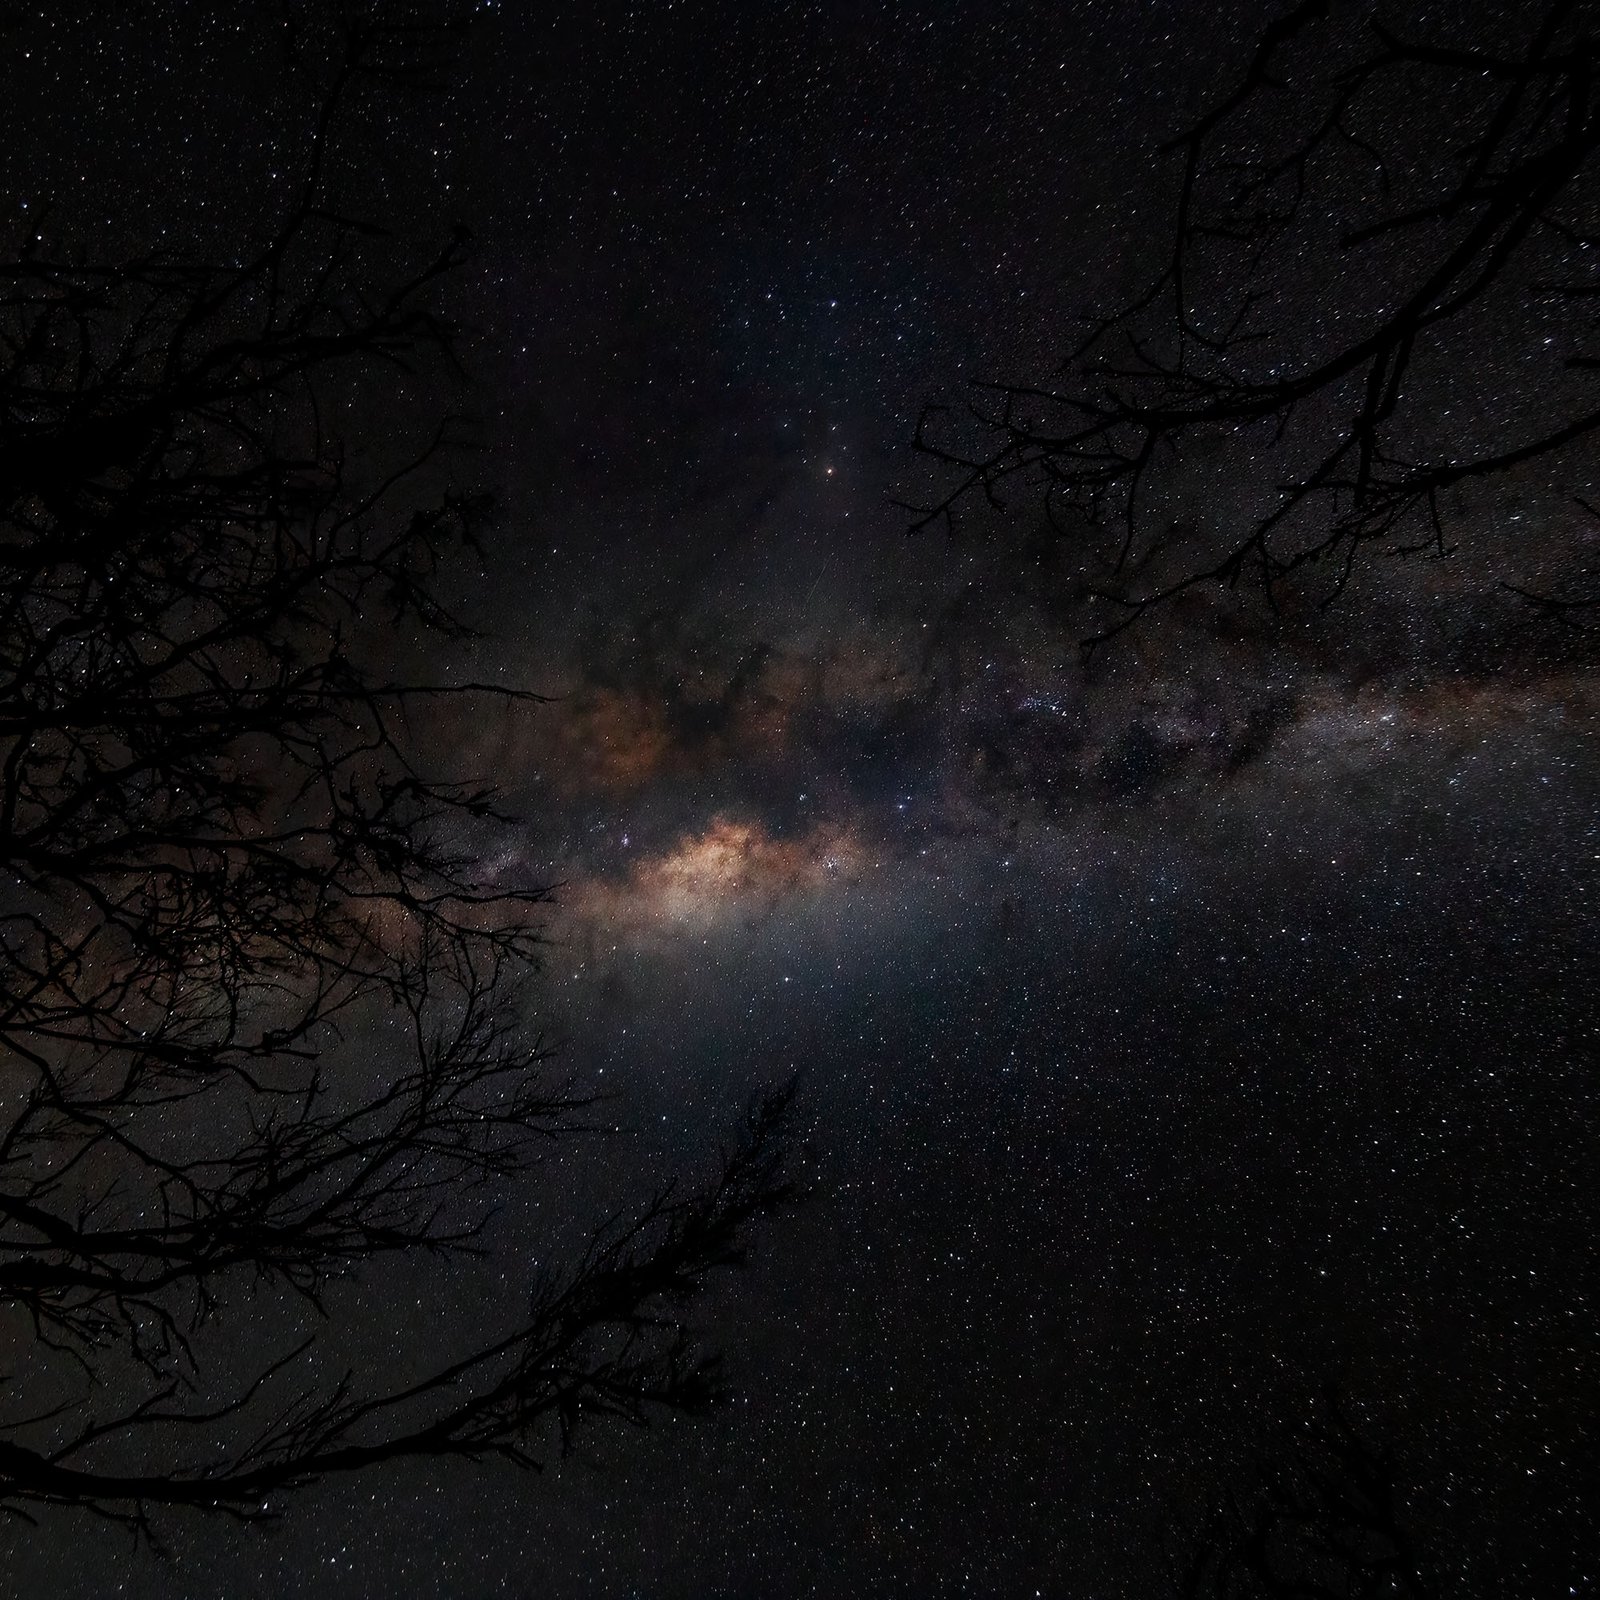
(569, 814), (870, 934)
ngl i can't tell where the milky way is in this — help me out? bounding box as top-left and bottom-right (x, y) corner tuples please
(11, 2), (1600, 1596)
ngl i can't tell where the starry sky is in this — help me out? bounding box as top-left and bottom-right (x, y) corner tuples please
(5, 2), (1599, 1595)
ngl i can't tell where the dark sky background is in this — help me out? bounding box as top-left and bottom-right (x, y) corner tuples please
(5, 2), (1599, 1596)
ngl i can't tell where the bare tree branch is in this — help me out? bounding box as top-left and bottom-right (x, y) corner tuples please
(908, 0), (1600, 645)
(0, 5), (795, 1527)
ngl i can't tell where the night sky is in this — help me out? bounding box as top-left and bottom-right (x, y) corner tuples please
(5, 2), (1599, 1596)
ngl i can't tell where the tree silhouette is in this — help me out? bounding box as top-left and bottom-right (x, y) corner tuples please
(909, 0), (1600, 642)
(1175, 1392), (1436, 1600)
(0, 9), (792, 1528)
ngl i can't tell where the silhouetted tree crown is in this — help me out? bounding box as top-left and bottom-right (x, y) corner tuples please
(910, 0), (1600, 642)
(1175, 1392), (1436, 1600)
(0, 6), (792, 1529)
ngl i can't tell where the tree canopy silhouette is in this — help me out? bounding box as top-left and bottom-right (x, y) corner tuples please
(0, 8), (792, 1529)
(909, 0), (1600, 642)
(1174, 1392), (1436, 1600)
